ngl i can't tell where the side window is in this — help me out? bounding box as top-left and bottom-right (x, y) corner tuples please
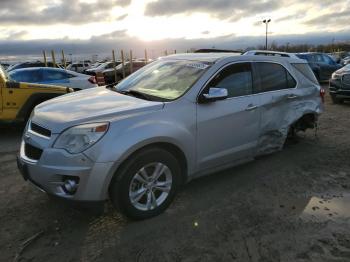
(208, 63), (253, 98)
(14, 70), (41, 82)
(323, 55), (335, 65)
(315, 54), (325, 63)
(44, 70), (68, 81)
(255, 62), (296, 92)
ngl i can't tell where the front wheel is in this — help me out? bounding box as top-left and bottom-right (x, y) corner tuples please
(109, 148), (181, 220)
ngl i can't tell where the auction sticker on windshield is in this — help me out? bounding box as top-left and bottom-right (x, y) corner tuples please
(186, 63), (209, 70)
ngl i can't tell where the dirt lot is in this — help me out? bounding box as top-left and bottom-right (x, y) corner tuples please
(1, 87), (350, 262)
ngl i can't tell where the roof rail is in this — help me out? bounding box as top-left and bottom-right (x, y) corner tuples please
(194, 49), (242, 54)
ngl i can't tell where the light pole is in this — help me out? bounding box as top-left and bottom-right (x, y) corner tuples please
(262, 19), (271, 50)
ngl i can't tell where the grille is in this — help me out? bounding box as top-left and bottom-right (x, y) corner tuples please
(343, 74), (350, 84)
(30, 122), (51, 137)
(24, 143), (43, 161)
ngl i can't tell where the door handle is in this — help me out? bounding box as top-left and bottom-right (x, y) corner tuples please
(245, 105), (258, 111)
(287, 94), (298, 99)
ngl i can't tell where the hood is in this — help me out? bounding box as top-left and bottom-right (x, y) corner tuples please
(32, 87), (164, 133)
(335, 65), (350, 74)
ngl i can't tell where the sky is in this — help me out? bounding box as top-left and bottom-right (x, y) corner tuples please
(0, 0), (349, 59)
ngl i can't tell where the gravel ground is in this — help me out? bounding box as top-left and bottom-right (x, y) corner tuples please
(1, 86), (350, 262)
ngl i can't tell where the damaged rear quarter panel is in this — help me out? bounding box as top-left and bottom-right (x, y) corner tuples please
(257, 77), (323, 156)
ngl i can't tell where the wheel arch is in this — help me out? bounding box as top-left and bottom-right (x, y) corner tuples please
(109, 141), (189, 191)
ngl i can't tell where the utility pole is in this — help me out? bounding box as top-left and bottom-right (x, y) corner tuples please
(263, 19), (271, 50)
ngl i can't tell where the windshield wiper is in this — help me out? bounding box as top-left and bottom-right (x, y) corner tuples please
(115, 89), (168, 102)
(117, 89), (157, 101)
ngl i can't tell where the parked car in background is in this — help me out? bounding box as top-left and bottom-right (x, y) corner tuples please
(0, 63), (10, 70)
(7, 61), (61, 72)
(103, 61), (146, 84)
(9, 67), (98, 91)
(18, 53), (324, 219)
(0, 65), (72, 122)
(329, 64), (350, 104)
(296, 53), (342, 81)
(85, 61), (117, 76)
(342, 56), (350, 66)
(66, 62), (91, 73)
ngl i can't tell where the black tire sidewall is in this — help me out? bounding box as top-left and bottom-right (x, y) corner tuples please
(110, 148), (181, 220)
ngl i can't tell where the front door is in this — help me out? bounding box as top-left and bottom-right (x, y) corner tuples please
(196, 62), (261, 171)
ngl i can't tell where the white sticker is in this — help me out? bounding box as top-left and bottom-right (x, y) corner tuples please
(186, 63), (209, 70)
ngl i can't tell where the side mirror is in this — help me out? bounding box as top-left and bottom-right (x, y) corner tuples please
(200, 87), (228, 103)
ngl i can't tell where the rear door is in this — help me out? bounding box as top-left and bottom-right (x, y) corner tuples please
(196, 62), (261, 170)
(253, 62), (297, 154)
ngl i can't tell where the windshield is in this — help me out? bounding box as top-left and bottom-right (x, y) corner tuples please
(115, 60), (211, 100)
(96, 62), (108, 69)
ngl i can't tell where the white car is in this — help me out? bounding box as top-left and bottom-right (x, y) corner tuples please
(8, 67), (98, 90)
(85, 62), (116, 75)
(66, 62), (91, 73)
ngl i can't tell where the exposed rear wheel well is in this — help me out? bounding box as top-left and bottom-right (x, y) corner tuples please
(288, 113), (317, 138)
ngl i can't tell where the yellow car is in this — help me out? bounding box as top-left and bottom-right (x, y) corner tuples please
(0, 65), (72, 123)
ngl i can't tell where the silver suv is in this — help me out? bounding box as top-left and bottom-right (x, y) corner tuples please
(17, 53), (324, 219)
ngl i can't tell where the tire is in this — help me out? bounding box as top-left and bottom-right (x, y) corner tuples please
(331, 95), (343, 104)
(109, 147), (181, 220)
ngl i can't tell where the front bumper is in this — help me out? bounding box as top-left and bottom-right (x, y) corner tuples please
(329, 78), (350, 99)
(18, 140), (117, 201)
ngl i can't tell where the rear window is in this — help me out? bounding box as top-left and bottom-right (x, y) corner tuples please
(255, 62), (296, 93)
(255, 52), (290, 57)
(292, 63), (318, 85)
(296, 54), (311, 62)
(10, 70), (42, 82)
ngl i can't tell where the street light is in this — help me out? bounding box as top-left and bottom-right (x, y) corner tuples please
(262, 19), (271, 50)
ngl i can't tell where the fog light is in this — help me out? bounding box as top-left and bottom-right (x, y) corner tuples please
(62, 177), (79, 194)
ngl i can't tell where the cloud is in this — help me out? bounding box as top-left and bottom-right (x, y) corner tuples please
(116, 14), (128, 21)
(145, 0), (282, 19)
(0, 0), (131, 25)
(6, 30), (28, 40)
(275, 14), (305, 23)
(1, 29), (350, 60)
(304, 10), (350, 27)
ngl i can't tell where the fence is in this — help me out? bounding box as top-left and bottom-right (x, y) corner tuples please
(42, 48), (182, 85)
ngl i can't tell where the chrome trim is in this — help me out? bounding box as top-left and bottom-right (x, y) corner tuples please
(245, 105), (258, 111)
(20, 141), (38, 164)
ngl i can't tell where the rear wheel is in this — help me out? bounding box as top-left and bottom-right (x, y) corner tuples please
(109, 148), (181, 220)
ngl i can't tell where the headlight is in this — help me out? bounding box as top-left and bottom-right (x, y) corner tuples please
(54, 122), (109, 154)
(332, 73), (341, 80)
